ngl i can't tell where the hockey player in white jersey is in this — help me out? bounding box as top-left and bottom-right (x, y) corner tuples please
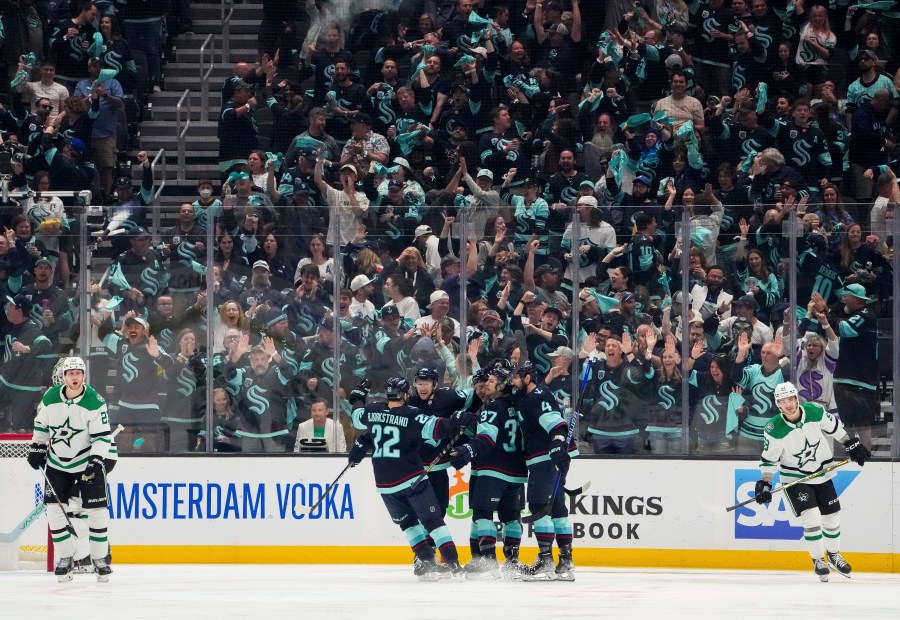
(27, 357), (114, 582)
(754, 382), (871, 581)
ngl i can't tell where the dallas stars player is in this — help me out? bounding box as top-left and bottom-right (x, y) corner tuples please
(754, 382), (871, 581)
(27, 357), (113, 582)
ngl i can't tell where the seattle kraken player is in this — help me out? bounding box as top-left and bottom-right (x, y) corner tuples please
(511, 360), (578, 581)
(407, 367), (474, 517)
(349, 378), (472, 580)
(452, 365), (527, 579)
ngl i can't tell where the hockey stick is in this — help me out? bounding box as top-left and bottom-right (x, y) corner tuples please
(409, 330), (529, 490)
(306, 462), (353, 515)
(0, 503), (46, 544)
(521, 359), (593, 524)
(724, 459), (851, 513)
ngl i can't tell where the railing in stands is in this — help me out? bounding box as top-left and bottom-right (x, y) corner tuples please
(200, 33), (215, 122)
(222, 0), (234, 66)
(176, 90), (191, 181)
(150, 148), (166, 235)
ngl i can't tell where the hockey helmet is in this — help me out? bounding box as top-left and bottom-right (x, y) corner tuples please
(385, 377), (410, 400)
(60, 356), (86, 376)
(472, 368), (490, 384)
(415, 367), (440, 383)
(773, 382), (798, 402)
(489, 365), (512, 382)
(515, 359), (535, 378)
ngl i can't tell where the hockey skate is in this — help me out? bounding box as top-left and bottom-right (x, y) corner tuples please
(464, 555), (500, 580)
(54, 556), (74, 583)
(92, 558), (112, 582)
(812, 557), (830, 582)
(500, 546), (528, 581)
(826, 551), (852, 578)
(413, 556), (451, 582)
(555, 545), (575, 582)
(73, 555), (95, 574)
(523, 552), (557, 581)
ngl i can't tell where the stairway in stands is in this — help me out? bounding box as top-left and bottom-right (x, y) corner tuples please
(127, 2), (263, 210)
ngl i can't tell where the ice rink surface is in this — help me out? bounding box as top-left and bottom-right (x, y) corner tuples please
(2, 564), (900, 619)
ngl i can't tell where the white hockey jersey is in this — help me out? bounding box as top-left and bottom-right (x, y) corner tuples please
(759, 402), (849, 485)
(32, 385), (111, 473)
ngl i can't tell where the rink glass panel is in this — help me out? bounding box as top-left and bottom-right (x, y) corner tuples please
(72, 200), (899, 457)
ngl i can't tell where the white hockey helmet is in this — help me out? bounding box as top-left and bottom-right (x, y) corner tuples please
(773, 382), (798, 402)
(59, 356), (86, 378)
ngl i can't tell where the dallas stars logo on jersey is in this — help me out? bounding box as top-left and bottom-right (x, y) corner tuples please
(49, 418), (84, 448)
(793, 437), (820, 469)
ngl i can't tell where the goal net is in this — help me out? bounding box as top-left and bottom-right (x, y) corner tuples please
(0, 434), (53, 571)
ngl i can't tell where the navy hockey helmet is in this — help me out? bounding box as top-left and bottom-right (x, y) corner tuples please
(516, 359), (535, 378)
(415, 367), (441, 383)
(472, 368), (490, 384)
(385, 377), (410, 400)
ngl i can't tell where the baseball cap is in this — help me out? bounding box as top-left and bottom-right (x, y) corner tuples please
(6, 294), (33, 314)
(414, 224), (432, 238)
(480, 309), (502, 324)
(440, 255), (460, 269)
(619, 290), (636, 302)
(543, 305), (563, 318)
(292, 178), (313, 195)
(427, 290), (449, 308)
(350, 274), (375, 292)
(576, 195), (599, 208)
(124, 315), (150, 330)
(545, 1), (564, 12)
(115, 176), (132, 188)
(34, 256), (53, 268)
(535, 264), (560, 278)
(252, 260), (270, 271)
(318, 316), (335, 330)
(633, 175), (651, 186)
(548, 23), (569, 36)
(548, 346), (575, 359)
(476, 169), (494, 181)
(860, 50), (878, 61)
(838, 283), (872, 302)
(523, 177), (542, 187)
(393, 157), (412, 171)
(352, 112), (373, 126)
(665, 54), (683, 70)
(130, 227), (151, 239)
(732, 294), (759, 311)
(388, 179), (404, 190)
(340, 163), (358, 175)
(381, 304), (400, 318)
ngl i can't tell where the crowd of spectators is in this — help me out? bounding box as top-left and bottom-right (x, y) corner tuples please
(3, 0), (900, 457)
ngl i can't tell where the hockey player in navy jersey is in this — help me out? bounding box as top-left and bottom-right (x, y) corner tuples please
(755, 382), (870, 581)
(407, 367), (474, 517)
(349, 377), (473, 580)
(511, 360), (578, 581)
(452, 364), (527, 579)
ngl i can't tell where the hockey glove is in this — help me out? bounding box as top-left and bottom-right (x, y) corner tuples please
(450, 444), (476, 469)
(843, 437), (871, 466)
(348, 436), (371, 467)
(27, 443), (47, 470)
(548, 436), (570, 471)
(349, 379), (371, 406)
(450, 410), (477, 431)
(81, 455), (105, 483)
(754, 479), (772, 504)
